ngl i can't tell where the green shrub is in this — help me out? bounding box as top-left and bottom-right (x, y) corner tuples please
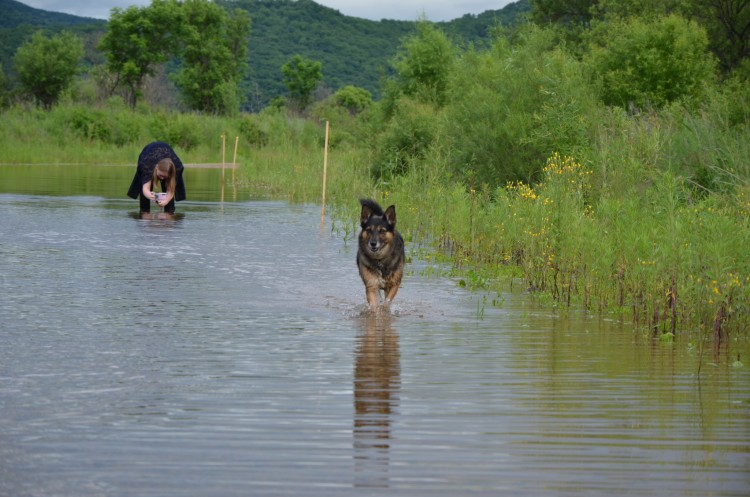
(586, 14), (717, 110)
(371, 97), (442, 181)
(148, 112), (201, 151)
(333, 85), (372, 115)
(238, 114), (269, 148)
(445, 27), (598, 188)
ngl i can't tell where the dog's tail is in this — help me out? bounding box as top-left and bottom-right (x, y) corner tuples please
(359, 198), (384, 216)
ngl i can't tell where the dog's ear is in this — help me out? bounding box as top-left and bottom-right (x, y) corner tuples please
(360, 204), (373, 226)
(384, 205), (397, 228)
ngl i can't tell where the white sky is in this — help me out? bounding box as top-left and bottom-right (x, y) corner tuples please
(18, 0), (516, 22)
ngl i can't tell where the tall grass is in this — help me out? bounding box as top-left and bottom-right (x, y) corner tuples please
(374, 101), (750, 340)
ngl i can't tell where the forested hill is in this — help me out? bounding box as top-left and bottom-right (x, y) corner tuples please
(0, 0), (104, 27)
(235, 0), (530, 107)
(0, 0), (106, 67)
(0, 0), (531, 108)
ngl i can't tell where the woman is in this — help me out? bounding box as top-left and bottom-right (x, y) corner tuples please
(127, 141), (186, 213)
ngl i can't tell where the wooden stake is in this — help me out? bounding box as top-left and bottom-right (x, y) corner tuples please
(221, 134), (227, 184)
(232, 136), (239, 184)
(221, 134), (226, 203)
(320, 121), (330, 228)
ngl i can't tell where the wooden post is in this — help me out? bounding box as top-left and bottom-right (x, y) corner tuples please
(232, 136), (239, 184)
(320, 121), (330, 229)
(221, 134), (226, 186)
(221, 134), (226, 203)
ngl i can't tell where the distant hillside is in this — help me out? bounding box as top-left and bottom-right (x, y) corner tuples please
(0, 0), (106, 69)
(233, 0), (530, 109)
(0, 0), (530, 110)
(0, 0), (104, 28)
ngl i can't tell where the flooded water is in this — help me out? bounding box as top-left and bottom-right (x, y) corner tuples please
(1, 165), (749, 496)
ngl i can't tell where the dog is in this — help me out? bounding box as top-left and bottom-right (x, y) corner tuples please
(357, 198), (405, 309)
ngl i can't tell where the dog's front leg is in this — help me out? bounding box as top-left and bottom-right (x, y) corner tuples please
(384, 284), (400, 304)
(365, 286), (379, 309)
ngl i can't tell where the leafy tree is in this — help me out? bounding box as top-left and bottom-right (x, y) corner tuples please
(592, 0), (682, 19)
(683, 0), (750, 73)
(281, 54), (322, 112)
(98, 0), (183, 109)
(175, 0), (251, 114)
(0, 64), (8, 108)
(586, 14), (717, 109)
(334, 85), (372, 115)
(445, 26), (597, 187)
(391, 21), (455, 107)
(530, 0), (597, 26)
(13, 30), (83, 109)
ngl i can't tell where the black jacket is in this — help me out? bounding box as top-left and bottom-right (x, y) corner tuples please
(127, 141), (186, 201)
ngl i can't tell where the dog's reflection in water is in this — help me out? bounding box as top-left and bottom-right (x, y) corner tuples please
(353, 312), (401, 488)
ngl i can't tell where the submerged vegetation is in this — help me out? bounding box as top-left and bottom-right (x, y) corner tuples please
(1, 0), (749, 342)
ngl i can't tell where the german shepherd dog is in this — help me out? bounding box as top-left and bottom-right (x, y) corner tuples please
(357, 199), (405, 309)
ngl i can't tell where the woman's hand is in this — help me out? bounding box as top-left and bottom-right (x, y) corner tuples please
(156, 192), (173, 207)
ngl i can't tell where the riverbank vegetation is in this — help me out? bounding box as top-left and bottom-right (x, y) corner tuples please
(1, 0), (749, 342)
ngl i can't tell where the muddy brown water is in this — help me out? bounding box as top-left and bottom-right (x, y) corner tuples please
(0, 165), (748, 496)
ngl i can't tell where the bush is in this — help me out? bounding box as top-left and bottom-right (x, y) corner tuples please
(238, 114), (269, 148)
(444, 27), (598, 188)
(148, 112), (201, 151)
(334, 85), (372, 115)
(586, 14), (717, 110)
(371, 97), (443, 181)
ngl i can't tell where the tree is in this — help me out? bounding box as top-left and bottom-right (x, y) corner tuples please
(281, 55), (322, 112)
(14, 30), (84, 110)
(586, 14), (717, 109)
(334, 85), (372, 115)
(175, 0), (251, 114)
(683, 0), (750, 73)
(391, 21), (455, 107)
(530, 0), (597, 26)
(98, 0), (183, 109)
(0, 65), (7, 109)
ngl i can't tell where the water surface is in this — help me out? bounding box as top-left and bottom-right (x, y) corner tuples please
(0, 166), (748, 496)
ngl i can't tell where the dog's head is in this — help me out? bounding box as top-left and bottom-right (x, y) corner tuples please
(359, 198), (397, 255)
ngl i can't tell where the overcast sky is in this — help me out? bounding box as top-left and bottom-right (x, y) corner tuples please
(18, 0), (517, 22)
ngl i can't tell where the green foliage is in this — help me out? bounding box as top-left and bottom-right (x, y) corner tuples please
(0, 65), (7, 108)
(224, 0), (528, 109)
(1, 0), (530, 109)
(0, 0), (105, 28)
(238, 114), (269, 148)
(148, 111), (202, 151)
(63, 106), (139, 145)
(586, 14), (717, 110)
(371, 97), (443, 180)
(333, 85), (372, 115)
(98, 1), (182, 109)
(593, 0), (682, 20)
(281, 55), (323, 112)
(533, 0), (750, 76)
(530, 0), (595, 25)
(391, 21), (455, 107)
(445, 26), (597, 188)
(175, 0), (251, 114)
(683, 0), (750, 72)
(13, 30), (84, 109)
(98, 0), (250, 114)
